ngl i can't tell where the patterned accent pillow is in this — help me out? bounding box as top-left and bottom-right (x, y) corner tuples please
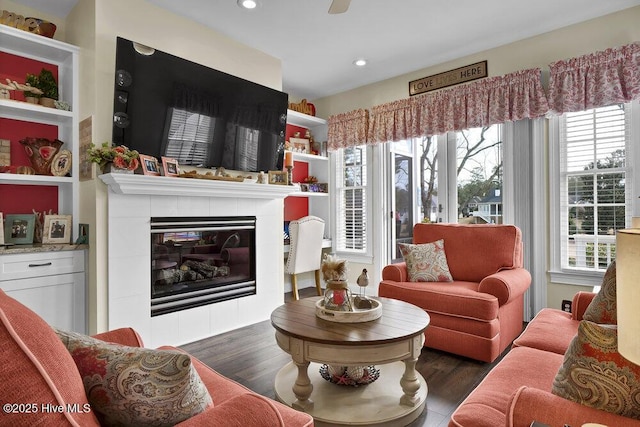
(583, 260), (617, 324)
(398, 240), (453, 282)
(56, 329), (212, 427)
(552, 320), (640, 419)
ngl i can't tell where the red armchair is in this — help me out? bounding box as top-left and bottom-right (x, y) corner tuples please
(379, 223), (531, 362)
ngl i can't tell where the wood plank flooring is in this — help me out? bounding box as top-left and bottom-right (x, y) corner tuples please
(180, 288), (510, 427)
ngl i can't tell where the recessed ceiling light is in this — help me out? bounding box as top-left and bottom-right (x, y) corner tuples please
(353, 58), (367, 67)
(238, 0), (259, 9)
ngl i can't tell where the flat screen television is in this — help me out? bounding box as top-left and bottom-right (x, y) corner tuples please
(112, 37), (288, 173)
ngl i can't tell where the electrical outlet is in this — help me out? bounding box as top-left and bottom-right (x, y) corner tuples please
(561, 299), (572, 313)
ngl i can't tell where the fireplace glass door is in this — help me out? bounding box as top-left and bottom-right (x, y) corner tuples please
(150, 216), (256, 316)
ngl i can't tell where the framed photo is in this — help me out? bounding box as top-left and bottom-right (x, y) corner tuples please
(139, 154), (160, 176)
(268, 170), (288, 185)
(0, 213), (4, 245)
(43, 214), (72, 244)
(4, 214), (36, 245)
(161, 156), (180, 177)
(290, 137), (310, 154)
(51, 149), (72, 176)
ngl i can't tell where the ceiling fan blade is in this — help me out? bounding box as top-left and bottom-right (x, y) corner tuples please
(328, 0), (351, 14)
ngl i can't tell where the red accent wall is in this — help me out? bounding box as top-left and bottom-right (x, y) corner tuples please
(0, 52), (58, 102)
(0, 54), (60, 214)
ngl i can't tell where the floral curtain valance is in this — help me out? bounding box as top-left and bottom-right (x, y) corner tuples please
(327, 109), (369, 151)
(548, 42), (640, 114)
(368, 99), (414, 144)
(411, 68), (549, 138)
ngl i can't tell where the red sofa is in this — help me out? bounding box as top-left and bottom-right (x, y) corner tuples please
(379, 223), (531, 362)
(449, 291), (640, 427)
(0, 289), (313, 427)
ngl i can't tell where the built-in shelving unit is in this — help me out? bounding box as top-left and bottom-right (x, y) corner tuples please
(285, 109), (331, 247)
(0, 24), (80, 231)
(0, 25), (85, 333)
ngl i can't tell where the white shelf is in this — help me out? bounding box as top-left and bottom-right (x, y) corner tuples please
(287, 109), (327, 128)
(291, 151), (328, 162)
(0, 173), (73, 186)
(0, 99), (73, 124)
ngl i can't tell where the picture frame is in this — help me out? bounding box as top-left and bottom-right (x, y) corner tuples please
(290, 137), (310, 154)
(268, 170), (289, 185)
(42, 214), (72, 244)
(0, 213), (4, 245)
(51, 149), (72, 176)
(161, 156), (180, 177)
(4, 214), (36, 245)
(139, 154), (160, 176)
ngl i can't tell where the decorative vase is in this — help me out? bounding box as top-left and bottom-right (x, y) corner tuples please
(19, 137), (63, 175)
(102, 162), (134, 174)
(323, 280), (353, 311)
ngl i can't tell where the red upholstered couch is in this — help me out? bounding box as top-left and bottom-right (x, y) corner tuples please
(0, 290), (313, 427)
(449, 291), (640, 427)
(379, 223), (531, 362)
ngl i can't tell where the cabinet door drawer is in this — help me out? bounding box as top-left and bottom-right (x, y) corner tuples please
(0, 250), (85, 281)
(2, 272), (86, 333)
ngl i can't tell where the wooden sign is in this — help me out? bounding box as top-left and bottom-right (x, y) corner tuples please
(409, 61), (488, 96)
(288, 99), (316, 116)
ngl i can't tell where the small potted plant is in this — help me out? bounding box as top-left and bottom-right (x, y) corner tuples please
(23, 73), (42, 103)
(87, 142), (140, 174)
(36, 68), (58, 108)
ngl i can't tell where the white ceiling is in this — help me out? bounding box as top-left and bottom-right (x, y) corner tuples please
(12, 0), (640, 100)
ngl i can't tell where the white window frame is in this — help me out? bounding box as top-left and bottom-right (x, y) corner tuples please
(549, 101), (640, 286)
(332, 145), (374, 264)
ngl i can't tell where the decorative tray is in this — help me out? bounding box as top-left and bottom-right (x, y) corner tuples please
(179, 172), (244, 182)
(315, 298), (382, 323)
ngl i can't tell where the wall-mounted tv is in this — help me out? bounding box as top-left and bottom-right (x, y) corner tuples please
(112, 37), (288, 173)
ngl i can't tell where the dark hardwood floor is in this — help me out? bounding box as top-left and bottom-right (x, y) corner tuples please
(180, 288), (509, 427)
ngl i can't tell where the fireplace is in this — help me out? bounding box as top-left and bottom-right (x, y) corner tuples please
(150, 216), (256, 316)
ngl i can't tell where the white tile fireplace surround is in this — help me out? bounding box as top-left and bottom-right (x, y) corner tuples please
(100, 173), (297, 348)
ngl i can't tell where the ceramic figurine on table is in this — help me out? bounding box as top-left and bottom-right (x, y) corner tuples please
(357, 268), (369, 296)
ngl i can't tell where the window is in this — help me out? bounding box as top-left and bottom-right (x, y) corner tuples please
(164, 108), (215, 166)
(336, 146), (367, 254)
(551, 103), (637, 282)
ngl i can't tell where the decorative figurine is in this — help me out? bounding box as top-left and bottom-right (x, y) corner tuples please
(357, 268), (369, 296)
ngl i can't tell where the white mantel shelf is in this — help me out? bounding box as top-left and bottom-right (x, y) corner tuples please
(99, 173), (299, 199)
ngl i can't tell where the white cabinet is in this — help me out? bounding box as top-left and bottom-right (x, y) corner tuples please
(286, 110), (331, 243)
(0, 249), (86, 333)
(0, 24), (80, 239)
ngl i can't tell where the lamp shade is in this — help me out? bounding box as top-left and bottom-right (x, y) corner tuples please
(632, 216), (640, 228)
(616, 228), (640, 365)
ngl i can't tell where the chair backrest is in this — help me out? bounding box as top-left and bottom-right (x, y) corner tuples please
(285, 216), (325, 275)
(413, 223), (523, 282)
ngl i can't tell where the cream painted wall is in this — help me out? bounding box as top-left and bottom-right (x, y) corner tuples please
(313, 6), (640, 117)
(312, 6), (640, 310)
(60, 0), (284, 333)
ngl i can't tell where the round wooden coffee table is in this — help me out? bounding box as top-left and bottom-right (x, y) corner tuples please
(271, 296), (430, 427)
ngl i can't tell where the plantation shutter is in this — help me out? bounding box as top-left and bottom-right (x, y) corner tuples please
(165, 108), (214, 166)
(336, 146), (367, 252)
(559, 104), (630, 270)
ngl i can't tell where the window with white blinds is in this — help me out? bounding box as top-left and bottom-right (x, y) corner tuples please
(559, 104), (631, 271)
(336, 146), (367, 253)
(165, 108), (215, 165)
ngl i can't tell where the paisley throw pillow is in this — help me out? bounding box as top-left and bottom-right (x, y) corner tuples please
(398, 240), (453, 282)
(583, 260), (617, 324)
(552, 320), (640, 419)
(56, 329), (212, 427)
